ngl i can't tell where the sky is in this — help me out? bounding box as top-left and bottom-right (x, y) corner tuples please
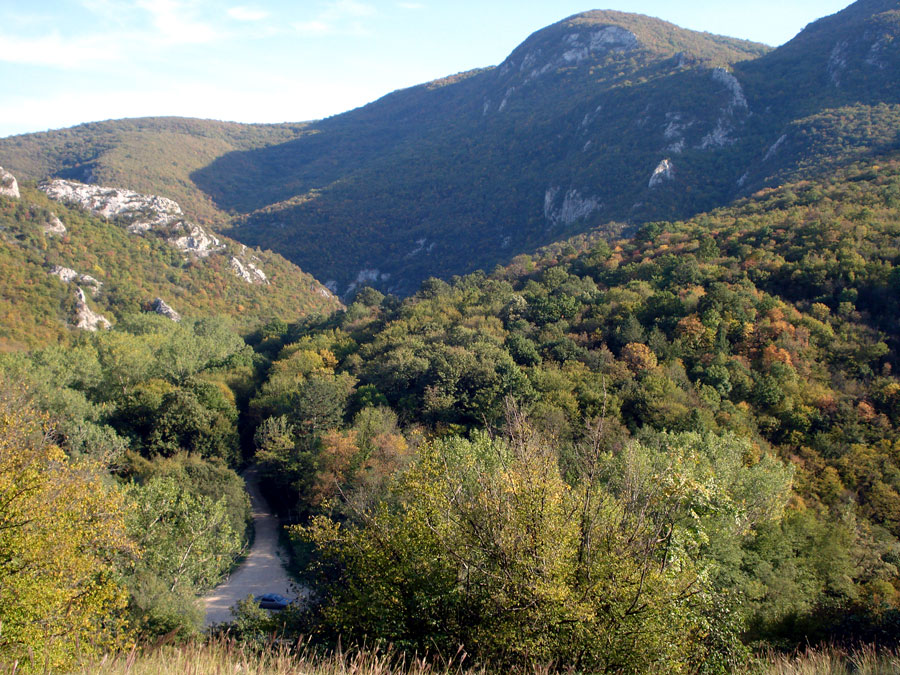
(0, 0), (854, 139)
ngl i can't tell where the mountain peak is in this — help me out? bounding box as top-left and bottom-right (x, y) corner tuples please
(500, 10), (768, 74)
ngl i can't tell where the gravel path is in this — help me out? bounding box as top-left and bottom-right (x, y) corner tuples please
(203, 468), (300, 627)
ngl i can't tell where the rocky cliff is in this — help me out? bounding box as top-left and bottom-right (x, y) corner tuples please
(0, 167), (19, 199)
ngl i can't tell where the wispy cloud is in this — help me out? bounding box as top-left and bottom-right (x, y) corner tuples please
(397, 2), (424, 9)
(292, 0), (376, 36)
(0, 31), (117, 68)
(227, 6), (269, 22)
(135, 0), (219, 45)
(0, 0), (226, 71)
(294, 20), (332, 35)
(325, 0), (376, 18)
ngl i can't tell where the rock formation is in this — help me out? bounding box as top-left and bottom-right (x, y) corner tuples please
(0, 167), (19, 199)
(39, 179), (225, 257)
(151, 297), (181, 322)
(49, 265), (102, 295)
(649, 159), (675, 187)
(42, 214), (67, 236)
(73, 287), (111, 331)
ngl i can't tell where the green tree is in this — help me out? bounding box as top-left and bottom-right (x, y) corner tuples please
(124, 474), (244, 637)
(301, 411), (792, 670)
(0, 386), (134, 672)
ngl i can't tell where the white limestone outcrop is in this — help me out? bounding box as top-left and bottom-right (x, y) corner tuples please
(0, 167), (19, 199)
(649, 159), (675, 187)
(230, 255), (269, 285)
(711, 68), (748, 113)
(49, 265), (102, 295)
(764, 134), (788, 162)
(544, 187), (601, 226)
(43, 214), (67, 236)
(73, 287), (111, 331)
(492, 24), (638, 105)
(151, 297), (181, 322)
(39, 179), (225, 257)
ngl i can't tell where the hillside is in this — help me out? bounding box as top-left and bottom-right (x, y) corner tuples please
(0, 118), (311, 228)
(146, 149), (899, 671)
(0, 2), (898, 299)
(0, 172), (340, 351)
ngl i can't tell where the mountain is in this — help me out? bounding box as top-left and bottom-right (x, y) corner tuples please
(0, 170), (340, 351)
(0, 118), (310, 228)
(0, 1), (898, 297)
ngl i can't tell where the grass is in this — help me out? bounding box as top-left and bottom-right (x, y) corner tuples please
(72, 637), (481, 675)
(761, 644), (900, 675)
(43, 640), (900, 674)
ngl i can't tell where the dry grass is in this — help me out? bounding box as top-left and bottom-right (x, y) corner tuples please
(71, 637), (482, 675)
(761, 644), (900, 675)
(11, 639), (895, 675)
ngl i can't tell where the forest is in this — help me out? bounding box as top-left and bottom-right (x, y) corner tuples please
(3, 152), (900, 672)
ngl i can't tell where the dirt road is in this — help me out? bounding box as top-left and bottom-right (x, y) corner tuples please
(203, 468), (299, 627)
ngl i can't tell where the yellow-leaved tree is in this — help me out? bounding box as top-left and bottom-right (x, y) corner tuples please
(0, 384), (134, 672)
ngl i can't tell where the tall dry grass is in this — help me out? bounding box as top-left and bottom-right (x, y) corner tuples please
(7, 639), (896, 674)
(760, 644), (900, 675)
(70, 637), (482, 675)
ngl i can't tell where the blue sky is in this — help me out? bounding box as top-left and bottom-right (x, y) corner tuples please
(0, 0), (853, 138)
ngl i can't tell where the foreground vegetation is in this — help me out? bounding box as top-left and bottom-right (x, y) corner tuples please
(4, 154), (900, 670)
(62, 640), (900, 675)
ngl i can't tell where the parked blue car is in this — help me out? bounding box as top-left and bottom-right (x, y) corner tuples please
(254, 593), (291, 610)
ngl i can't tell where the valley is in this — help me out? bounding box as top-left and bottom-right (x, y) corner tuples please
(2, 0), (900, 672)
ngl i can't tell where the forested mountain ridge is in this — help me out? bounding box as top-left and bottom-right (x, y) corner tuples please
(0, 173), (340, 350)
(1, 1), (898, 298)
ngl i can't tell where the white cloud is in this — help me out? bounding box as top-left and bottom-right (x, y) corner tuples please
(293, 20), (332, 35)
(397, 2), (424, 9)
(0, 32), (118, 68)
(292, 0), (376, 36)
(227, 6), (269, 22)
(135, 0), (219, 45)
(324, 0), (376, 19)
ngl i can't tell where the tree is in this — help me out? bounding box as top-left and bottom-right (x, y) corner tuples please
(300, 410), (792, 670)
(124, 474), (244, 637)
(0, 385), (133, 672)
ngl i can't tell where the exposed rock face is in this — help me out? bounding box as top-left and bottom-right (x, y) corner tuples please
(170, 223), (223, 256)
(230, 252), (269, 285)
(698, 68), (750, 150)
(49, 265), (102, 295)
(343, 268), (391, 296)
(39, 179), (225, 257)
(663, 112), (692, 153)
(73, 287), (111, 331)
(560, 27), (639, 66)
(486, 25), (638, 112)
(649, 159), (675, 187)
(764, 134), (788, 162)
(711, 67), (749, 113)
(43, 214), (67, 236)
(544, 187), (601, 225)
(405, 238), (435, 259)
(0, 167), (19, 199)
(828, 40), (849, 86)
(151, 297), (181, 322)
